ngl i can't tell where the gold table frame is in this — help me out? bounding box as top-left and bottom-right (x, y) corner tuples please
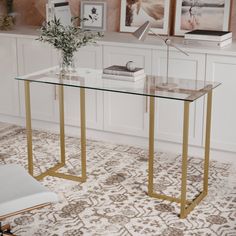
(24, 81), (86, 183)
(24, 80), (213, 218)
(148, 91), (212, 218)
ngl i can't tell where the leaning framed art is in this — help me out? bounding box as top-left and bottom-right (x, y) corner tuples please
(80, 0), (107, 31)
(174, 0), (232, 36)
(120, 0), (171, 35)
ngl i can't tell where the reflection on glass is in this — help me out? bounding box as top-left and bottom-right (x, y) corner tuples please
(16, 67), (220, 102)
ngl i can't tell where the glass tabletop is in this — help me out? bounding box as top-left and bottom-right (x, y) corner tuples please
(16, 67), (220, 102)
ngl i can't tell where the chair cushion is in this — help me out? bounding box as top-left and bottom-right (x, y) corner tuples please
(0, 164), (58, 218)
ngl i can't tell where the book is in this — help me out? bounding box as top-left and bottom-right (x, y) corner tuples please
(103, 65), (145, 77)
(102, 76), (146, 89)
(185, 30), (232, 42)
(183, 37), (232, 48)
(102, 73), (146, 82)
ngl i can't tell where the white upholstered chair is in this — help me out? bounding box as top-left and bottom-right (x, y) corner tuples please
(0, 164), (58, 235)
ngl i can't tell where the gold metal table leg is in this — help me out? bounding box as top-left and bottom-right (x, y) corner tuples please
(148, 98), (192, 205)
(148, 92), (213, 218)
(80, 88), (87, 182)
(203, 90), (213, 193)
(180, 101), (190, 218)
(59, 85), (66, 165)
(24, 81), (33, 176)
(24, 83), (87, 183)
(148, 96), (155, 196)
(46, 86), (87, 182)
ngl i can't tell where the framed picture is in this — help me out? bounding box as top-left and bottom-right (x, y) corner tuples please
(80, 0), (107, 31)
(120, 0), (171, 35)
(174, 0), (232, 36)
(46, 0), (72, 26)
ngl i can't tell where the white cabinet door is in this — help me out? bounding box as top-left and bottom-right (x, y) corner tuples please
(0, 36), (19, 117)
(53, 45), (103, 130)
(17, 38), (56, 122)
(152, 50), (206, 145)
(206, 55), (236, 152)
(103, 46), (152, 137)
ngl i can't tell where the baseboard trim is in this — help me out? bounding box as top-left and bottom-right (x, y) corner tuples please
(1, 116), (235, 165)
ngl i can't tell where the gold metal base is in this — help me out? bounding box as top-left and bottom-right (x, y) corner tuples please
(24, 79), (213, 217)
(24, 81), (86, 182)
(148, 91), (213, 218)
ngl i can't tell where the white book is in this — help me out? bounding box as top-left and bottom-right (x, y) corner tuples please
(185, 30), (232, 42)
(103, 65), (145, 77)
(183, 38), (232, 48)
(102, 73), (146, 82)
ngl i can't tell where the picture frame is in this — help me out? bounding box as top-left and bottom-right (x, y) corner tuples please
(174, 0), (232, 36)
(120, 0), (171, 35)
(46, 0), (72, 26)
(80, 0), (107, 31)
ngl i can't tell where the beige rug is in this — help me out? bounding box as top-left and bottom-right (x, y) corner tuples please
(0, 123), (235, 236)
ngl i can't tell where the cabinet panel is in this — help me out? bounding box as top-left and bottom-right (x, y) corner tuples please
(103, 46), (151, 137)
(17, 38), (56, 122)
(53, 46), (103, 130)
(152, 50), (206, 145)
(0, 37), (19, 117)
(206, 55), (236, 152)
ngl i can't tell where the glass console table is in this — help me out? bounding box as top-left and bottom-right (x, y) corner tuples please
(16, 67), (220, 218)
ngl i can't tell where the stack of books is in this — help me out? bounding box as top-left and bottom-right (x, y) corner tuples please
(102, 65), (146, 82)
(184, 30), (232, 48)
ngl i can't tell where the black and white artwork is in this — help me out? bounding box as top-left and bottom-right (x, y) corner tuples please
(80, 1), (106, 31)
(174, 0), (231, 35)
(120, 0), (171, 35)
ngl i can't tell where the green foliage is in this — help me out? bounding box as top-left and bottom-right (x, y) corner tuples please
(37, 17), (103, 68)
(0, 15), (14, 30)
(0, 0), (14, 30)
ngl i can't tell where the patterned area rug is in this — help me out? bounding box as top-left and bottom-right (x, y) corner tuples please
(0, 122), (236, 236)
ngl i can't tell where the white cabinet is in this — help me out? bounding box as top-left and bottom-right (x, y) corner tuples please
(206, 55), (236, 152)
(52, 45), (104, 130)
(17, 38), (103, 130)
(0, 36), (19, 117)
(152, 50), (206, 146)
(17, 38), (56, 122)
(103, 46), (152, 137)
(1, 31), (236, 159)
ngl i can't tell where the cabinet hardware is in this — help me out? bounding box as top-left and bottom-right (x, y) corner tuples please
(145, 96), (148, 113)
(54, 85), (58, 100)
